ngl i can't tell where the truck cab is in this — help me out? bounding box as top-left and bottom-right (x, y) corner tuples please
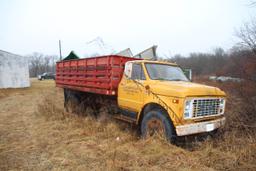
(118, 60), (226, 142)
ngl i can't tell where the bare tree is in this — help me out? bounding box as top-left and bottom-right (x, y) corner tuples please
(27, 53), (58, 77)
(236, 18), (256, 55)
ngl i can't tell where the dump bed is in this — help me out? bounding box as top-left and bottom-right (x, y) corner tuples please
(56, 55), (139, 96)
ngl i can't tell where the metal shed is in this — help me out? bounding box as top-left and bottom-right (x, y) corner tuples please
(0, 50), (30, 88)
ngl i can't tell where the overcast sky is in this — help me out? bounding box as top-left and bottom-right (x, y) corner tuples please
(0, 0), (256, 57)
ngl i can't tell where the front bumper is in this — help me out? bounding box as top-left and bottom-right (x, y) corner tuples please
(175, 117), (225, 136)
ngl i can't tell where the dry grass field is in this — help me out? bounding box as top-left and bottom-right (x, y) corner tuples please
(0, 79), (255, 171)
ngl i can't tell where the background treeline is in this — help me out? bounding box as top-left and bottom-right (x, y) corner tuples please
(27, 46), (256, 80)
(168, 47), (256, 81)
(168, 18), (256, 81)
(27, 47), (256, 81)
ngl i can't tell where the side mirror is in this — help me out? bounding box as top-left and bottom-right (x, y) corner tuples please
(124, 62), (132, 79)
(183, 68), (192, 81)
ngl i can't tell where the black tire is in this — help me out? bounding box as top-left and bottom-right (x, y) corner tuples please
(141, 110), (177, 143)
(64, 89), (81, 113)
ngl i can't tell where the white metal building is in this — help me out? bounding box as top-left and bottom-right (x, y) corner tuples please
(0, 50), (30, 88)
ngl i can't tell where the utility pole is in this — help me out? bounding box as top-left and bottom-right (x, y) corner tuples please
(59, 40), (62, 60)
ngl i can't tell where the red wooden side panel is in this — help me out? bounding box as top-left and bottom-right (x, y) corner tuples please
(56, 55), (140, 96)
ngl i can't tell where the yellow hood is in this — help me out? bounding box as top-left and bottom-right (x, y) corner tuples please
(149, 81), (226, 97)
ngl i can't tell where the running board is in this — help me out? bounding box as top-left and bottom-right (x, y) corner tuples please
(113, 114), (137, 124)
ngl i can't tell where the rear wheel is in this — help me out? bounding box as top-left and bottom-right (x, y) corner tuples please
(141, 110), (177, 143)
(64, 89), (81, 113)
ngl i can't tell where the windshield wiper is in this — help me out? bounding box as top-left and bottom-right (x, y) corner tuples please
(168, 79), (187, 81)
(154, 77), (166, 80)
(155, 78), (187, 81)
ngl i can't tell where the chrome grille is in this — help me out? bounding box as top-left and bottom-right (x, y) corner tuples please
(193, 98), (221, 117)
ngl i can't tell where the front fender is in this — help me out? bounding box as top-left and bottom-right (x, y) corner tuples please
(139, 95), (184, 126)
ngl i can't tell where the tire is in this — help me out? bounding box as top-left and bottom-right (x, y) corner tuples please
(141, 110), (177, 143)
(64, 89), (81, 113)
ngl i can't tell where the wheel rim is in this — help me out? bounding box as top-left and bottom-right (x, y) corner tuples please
(146, 118), (165, 137)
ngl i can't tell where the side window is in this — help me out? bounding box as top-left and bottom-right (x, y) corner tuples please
(131, 64), (146, 80)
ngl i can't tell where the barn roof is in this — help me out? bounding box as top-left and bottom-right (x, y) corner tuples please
(63, 51), (80, 60)
(0, 49), (23, 58)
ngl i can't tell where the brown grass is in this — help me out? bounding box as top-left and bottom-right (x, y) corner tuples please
(0, 79), (255, 170)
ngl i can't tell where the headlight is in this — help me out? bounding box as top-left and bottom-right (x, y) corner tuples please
(219, 98), (225, 114)
(184, 99), (193, 119)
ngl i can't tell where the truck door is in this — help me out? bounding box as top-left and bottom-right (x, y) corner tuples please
(118, 62), (146, 120)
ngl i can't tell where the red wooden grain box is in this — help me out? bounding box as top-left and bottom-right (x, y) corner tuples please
(56, 55), (138, 96)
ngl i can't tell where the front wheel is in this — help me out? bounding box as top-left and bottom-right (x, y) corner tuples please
(141, 110), (177, 143)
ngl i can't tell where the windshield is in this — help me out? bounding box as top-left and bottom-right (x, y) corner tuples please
(145, 63), (189, 81)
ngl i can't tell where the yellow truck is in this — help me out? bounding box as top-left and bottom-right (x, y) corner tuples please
(56, 55), (226, 142)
